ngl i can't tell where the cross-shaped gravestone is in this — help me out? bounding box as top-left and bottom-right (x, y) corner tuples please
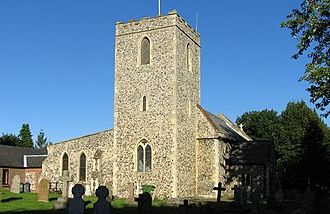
(59, 170), (72, 199)
(213, 182), (226, 204)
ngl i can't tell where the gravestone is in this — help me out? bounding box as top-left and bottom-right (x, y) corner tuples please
(126, 182), (135, 204)
(179, 199), (192, 214)
(105, 181), (113, 203)
(240, 187), (247, 208)
(251, 187), (261, 214)
(68, 184), (86, 214)
(68, 182), (74, 198)
(231, 185), (241, 208)
(93, 186), (112, 214)
(302, 189), (315, 214)
(10, 175), (20, 194)
(135, 192), (152, 214)
(213, 182), (226, 204)
(275, 184), (284, 211)
(38, 178), (50, 202)
(59, 170), (72, 199)
(54, 170), (72, 209)
(85, 185), (91, 196)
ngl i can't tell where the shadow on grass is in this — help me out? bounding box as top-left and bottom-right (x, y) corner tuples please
(1, 197), (23, 202)
(0, 206), (178, 214)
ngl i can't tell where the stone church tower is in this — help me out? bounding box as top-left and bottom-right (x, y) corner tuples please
(113, 10), (201, 198)
(41, 10), (259, 200)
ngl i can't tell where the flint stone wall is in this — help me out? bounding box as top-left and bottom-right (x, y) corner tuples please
(41, 129), (114, 194)
(114, 12), (201, 199)
(114, 16), (177, 199)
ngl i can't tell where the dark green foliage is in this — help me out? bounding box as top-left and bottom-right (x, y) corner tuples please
(281, 0), (330, 117)
(279, 101), (330, 189)
(236, 109), (281, 142)
(35, 130), (48, 149)
(0, 133), (20, 146)
(18, 123), (33, 148)
(237, 101), (330, 190)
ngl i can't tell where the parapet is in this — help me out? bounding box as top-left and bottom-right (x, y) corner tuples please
(115, 10), (200, 45)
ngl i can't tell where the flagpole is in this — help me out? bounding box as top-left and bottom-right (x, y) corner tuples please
(158, 0), (161, 15)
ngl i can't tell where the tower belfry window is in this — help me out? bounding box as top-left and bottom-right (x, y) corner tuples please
(187, 43), (192, 72)
(141, 37), (150, 65)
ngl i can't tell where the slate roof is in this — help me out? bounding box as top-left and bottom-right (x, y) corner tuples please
(0, 145), (47, 168)
(197, 104), (252, 141)
(226, 141), (275, 166)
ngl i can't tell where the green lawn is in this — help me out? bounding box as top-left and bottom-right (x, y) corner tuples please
(0, 189), (172, 214)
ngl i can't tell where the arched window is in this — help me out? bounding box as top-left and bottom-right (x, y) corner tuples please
(145, 145), (152, 172)
(136, 140), (152, 172)
(142, 96), (147, 111)
(141, 37), (150, 65)
(79, 153), (86, 181)
(62, 153), (68, 174)
(137, 145), (144, 172)
(187, 43), (192, 71)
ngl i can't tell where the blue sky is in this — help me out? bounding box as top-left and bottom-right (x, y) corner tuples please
(0, 0), (328, 143)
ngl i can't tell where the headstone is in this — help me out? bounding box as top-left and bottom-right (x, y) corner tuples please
(126, 182), (135, 204)
(179, 199), (190, 214)
(93, 186), (112, 214)
(68, 182), (74, 198)
(105, 181), (113, 202)
(135, 192), (152, 214)
(213, 182), (226, 212)
(53, 170), (73, 209)
(68, 184), (86, 214)
(85, 185), (92, 196)
(275, 188), (284, 203)
(302, 189), (315, 214)
(59, 170), (72, 199)
(10, 175), (20, 194)
(231, 185), (241, 208)
(240, 187), (247, 207)
(275, 185), (284, 210)
(38, 178), (50, 202)
(251, 187), (261, 214)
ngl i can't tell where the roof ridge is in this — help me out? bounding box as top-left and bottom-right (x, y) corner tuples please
(50, 128), (114, 146)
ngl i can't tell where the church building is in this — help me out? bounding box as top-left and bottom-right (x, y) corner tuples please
(41, 10), (263, 199)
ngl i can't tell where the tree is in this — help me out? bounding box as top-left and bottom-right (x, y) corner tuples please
(281, 0), (330, 117)
(236, 109), (281, 142)
(18, 123), (33, 147)
(279, 101), (330, 189)
(0, 133), (20, 146)
(236, 101), (330, 190)
(35, 130), (48, 149)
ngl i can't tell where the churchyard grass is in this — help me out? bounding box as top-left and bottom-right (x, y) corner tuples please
(0, 189), (169, 213)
